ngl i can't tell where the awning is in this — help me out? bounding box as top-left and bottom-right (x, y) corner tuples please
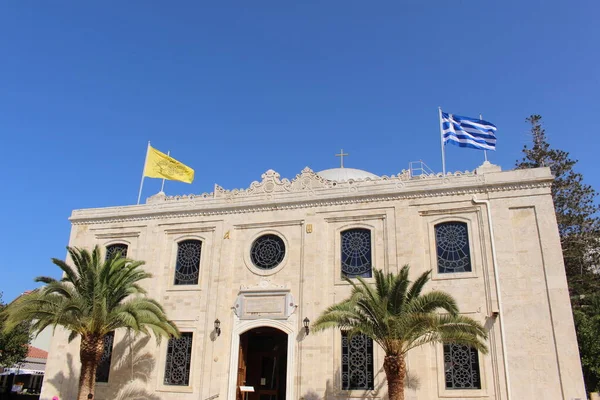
(0, 368), (44, 376)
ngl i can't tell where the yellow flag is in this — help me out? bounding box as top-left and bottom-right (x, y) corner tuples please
(143, 145), (194, 183)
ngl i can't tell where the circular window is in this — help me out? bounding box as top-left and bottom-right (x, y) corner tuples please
(250, 234), (286, 270)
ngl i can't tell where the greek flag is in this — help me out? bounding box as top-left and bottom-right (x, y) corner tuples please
(441, 112), (497, 151)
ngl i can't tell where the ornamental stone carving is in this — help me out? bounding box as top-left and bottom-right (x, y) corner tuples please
(69, 163), (557, 226)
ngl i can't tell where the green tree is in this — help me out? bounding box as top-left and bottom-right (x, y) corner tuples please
(516, 115), (600, 393)
(515, 115), (600, 296)
(0, 292), (31, 368)
(312, 266), (487, 400)
(1, 246), (179, 400)
(573, 294), (600, 392)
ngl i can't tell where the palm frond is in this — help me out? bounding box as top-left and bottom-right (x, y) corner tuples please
(405, 291), (459, 315)
(406, 268), (431, 301)
(3, 245), (178, 345)
(312, 266), (487, 359)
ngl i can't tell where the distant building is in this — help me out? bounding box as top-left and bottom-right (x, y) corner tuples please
(42, 162), (586, 400)
(0, 346), (47, 395)
(30, 327), (52, 353)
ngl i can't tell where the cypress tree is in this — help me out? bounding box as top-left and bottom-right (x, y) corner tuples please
(516, 115), (600, 297)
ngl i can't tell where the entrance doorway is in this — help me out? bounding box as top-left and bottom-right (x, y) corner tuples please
(237, 327), (288, 400)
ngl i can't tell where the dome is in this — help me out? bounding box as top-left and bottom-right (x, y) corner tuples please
(316, 168), (379, 182)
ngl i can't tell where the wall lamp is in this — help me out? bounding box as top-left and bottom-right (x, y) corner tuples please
(214, 319), (221, 337)
(303, 317), (310, 335)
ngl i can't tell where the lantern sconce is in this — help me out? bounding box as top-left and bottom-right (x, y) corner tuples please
(303, 317), (310, 336)
(214, 319), (221, 337)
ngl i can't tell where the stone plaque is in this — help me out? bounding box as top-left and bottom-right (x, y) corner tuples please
(234, 280), (296, 320)
(243, 295), (286, 318)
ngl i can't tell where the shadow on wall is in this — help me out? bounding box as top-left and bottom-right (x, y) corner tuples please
(321, 367), (386, 400)
(45, 353), (79, 400)
(45, 334), (163, 400)
(98, 333), (163, 400)
(317, 365), (419, 400)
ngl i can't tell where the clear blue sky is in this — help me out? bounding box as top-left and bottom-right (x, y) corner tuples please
(1, 1), (598, 301)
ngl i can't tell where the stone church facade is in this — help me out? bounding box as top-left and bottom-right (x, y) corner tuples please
(41, 162), (586, 400)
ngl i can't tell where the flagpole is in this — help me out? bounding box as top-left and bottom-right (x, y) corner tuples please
(160, 150), (170, 192)
(480, 113), (488, 162)
(439, 107), (446, 175)
(137, 141), (150, 205)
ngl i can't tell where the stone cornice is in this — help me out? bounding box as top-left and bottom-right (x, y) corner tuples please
(69, 166), (553, 225)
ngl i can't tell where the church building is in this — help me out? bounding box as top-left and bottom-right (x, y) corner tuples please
(41, 161), (586, 400)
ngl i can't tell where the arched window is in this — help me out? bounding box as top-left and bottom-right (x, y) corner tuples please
(341, 228), (372, 278)
(174, 240), (201, 285)
(435, 221), (471, 273)
(105, 243), (128, 260)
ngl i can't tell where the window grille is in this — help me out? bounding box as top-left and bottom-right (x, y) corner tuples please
(174, 240), (201, 285)
(435, 222), (472, 273)
(95, 331), (115, 383)
(105, 243), (128, 260)
(250, 234), (286, 270)
(443, 343), (481, 389)
(164, 332), (193, 386)
(341, 229), (372, 278)
(341, 332), (374, 390)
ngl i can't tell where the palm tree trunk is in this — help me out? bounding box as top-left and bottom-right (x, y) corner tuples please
(77, 335), (104, 400)
(383, 354), (406, 400)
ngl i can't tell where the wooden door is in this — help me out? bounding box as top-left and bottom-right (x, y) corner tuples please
(237, 335), (249, 400)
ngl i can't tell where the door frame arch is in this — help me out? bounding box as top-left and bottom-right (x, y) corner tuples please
(227, 318), (296, 400)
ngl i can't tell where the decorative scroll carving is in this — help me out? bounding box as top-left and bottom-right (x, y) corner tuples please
(70, 164), (554, 226)
(166, 167), (481, 203)
(214, 169), (293, 200)
(240, 279), (286, 291)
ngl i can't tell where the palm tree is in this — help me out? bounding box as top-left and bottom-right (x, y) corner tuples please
(2, 246), (179, 400)
(312, 266), (488, 400)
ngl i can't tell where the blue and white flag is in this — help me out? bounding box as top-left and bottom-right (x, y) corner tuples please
(441, 112), (497, 151)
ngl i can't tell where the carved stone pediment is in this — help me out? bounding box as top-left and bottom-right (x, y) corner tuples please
(240, 279), (287, 291)
(288, 167), (334, 192)
(214, 168), (335, 200)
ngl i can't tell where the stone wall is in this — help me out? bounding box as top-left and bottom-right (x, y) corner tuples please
(40, 165), (586, 400)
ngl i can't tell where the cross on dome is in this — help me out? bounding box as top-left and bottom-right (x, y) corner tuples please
(335, 149), (349, 168)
